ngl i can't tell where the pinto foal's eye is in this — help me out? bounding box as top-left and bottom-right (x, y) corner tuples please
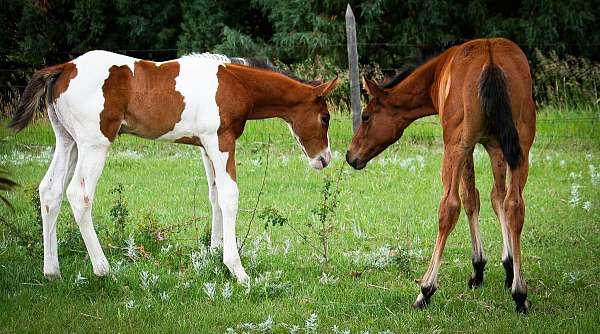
(321, 114), (330, 126)
(362, 114), (371, 124)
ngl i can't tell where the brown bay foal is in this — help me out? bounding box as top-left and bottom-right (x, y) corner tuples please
(346, 38), (535, 313)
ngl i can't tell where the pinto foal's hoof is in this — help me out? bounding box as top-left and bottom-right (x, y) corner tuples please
(44, 271), (62, 281)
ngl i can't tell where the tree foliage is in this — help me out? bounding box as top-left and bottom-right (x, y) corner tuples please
(1, 0), (598, 91)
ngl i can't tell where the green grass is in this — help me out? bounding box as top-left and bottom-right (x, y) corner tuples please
(1, 108), (599, 333)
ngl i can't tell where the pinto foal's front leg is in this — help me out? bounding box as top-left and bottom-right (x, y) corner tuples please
(202, 137), (249, 284)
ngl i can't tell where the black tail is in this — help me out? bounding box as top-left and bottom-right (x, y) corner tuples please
(8, 65), (63, 132)
(479, 63), (522, 169)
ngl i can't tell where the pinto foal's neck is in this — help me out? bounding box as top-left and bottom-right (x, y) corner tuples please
(223, 64), (314, 121)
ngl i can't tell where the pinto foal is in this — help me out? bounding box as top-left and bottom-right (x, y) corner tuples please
(346, 38), (535, 312)
(10, 51), (338, 284)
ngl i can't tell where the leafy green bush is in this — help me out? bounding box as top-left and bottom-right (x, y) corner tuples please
(534, 50), (600, 109)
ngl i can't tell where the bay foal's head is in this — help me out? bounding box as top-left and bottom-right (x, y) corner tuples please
(346, 77), (417, 169)
(285, 78), (338, 169)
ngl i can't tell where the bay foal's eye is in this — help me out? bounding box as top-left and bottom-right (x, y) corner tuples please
(362, 113), (371, 124)
(321, 113), (330, 126)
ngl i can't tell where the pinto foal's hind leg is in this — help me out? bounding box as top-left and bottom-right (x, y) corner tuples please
(414, 146), (468, 309)
(40, 121), (77, 279)
(460, 155), (486, 288)
(66, 142), (111, 277)
(201, 147), (223, 249)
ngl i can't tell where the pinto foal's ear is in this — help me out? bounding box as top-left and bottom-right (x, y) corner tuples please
(363, 76), (384, 98)
(314, 76), (339, 97)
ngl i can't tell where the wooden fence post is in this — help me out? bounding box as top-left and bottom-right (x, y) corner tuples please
(345, 4), (361, 133)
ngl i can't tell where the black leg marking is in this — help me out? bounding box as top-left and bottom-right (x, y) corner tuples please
(502, 255), (514, 289)
(512, 290), (528, 314)
(412, 285), (437, 309)
(468, 257), (486, 289)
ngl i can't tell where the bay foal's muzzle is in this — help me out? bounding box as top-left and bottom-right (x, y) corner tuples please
(309, 148), (332, 170)
(345, 150), (366, 170)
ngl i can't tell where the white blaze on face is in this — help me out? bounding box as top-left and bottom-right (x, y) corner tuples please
(287, 123), (331, 170)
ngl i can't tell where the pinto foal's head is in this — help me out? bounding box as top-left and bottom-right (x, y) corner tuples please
(346, 77), (414, 170)
(286, 78), (338, 170)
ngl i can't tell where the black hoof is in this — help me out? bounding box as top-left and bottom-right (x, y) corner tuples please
(412, 285), (436, 309)
(512, 291), (528, 314)
(502, 256), (514, 289)
(468, 258), (486, 289)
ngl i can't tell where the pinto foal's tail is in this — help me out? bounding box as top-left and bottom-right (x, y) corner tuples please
(8, 65), (64, 132)
(479, 63), (522, 169)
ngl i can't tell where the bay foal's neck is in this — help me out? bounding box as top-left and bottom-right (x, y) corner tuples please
(387, 55), (446, 121)
(224, 65), (314, 121)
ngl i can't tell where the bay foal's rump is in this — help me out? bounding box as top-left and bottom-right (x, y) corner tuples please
(10, 51), (338, 284)
(346, 38), (535, 312)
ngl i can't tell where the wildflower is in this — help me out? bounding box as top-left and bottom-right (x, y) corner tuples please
(305, 313), (318, 333)
(160, 244), (172, 254)
(204, 282), (216, 301)
(140, 271), (159, 291)
(283, 239), (292, 255)
(74, 272), (87, 287)
(125, 299), (136, 309)
(124, 234), (138, 261)
(222, 282), (233, 300)
(583, 201), (592, 211)
(159, 291), (170, 301)
(569, 184), (581, 207)
(319, 272), (339, 285)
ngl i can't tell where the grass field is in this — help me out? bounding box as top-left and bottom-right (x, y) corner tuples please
(1, 108), (599, 333)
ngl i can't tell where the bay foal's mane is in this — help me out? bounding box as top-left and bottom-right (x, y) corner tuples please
(380, 39), (468, 89)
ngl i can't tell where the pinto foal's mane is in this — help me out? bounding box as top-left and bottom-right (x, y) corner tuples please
(183, 52), (319, 86)
(380, 39), (468, 90)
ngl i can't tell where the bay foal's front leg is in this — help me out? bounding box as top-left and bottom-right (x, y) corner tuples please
(414, 144), (469, 309)
(200, 147), (223, 248)
(202, 136), (249, 284)
(460, 155), (486, 288)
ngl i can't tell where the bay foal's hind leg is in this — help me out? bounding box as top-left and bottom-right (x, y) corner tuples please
(66, 142), (111, 276)
(40, 113), (77, 279)
(460, 155), (486, 288)
(414, 145), (469, 309)
(485, 145), (513, 288)
(505, 149), (530, 313)
(201, 136), (249, 284)
(200, 147), (223, 248)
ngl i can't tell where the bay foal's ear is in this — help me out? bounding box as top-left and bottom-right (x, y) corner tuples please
(314, 76), (339, 97)
(363, 76), (384, 98)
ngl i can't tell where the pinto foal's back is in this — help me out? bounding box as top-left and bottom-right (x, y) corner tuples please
(347, 38), (535, 312)
(10, 51), (337, 284)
